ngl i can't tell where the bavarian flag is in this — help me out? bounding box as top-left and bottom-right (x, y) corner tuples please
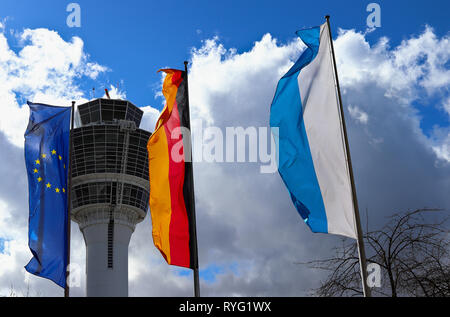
(270, 23), (357, 239)
(147, 69), (197, 269)
(24, 102), (71, 288)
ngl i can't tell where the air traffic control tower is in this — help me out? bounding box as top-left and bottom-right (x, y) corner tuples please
(71, 98), (151, 297)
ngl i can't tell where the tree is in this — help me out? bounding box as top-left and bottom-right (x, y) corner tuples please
(302, 209), (450, 297)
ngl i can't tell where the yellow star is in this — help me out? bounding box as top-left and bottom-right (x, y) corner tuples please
(37, 177), (42, 182)
(64, 164), (66, 169)
(62, 188), (66, 193)
(46, 183), (51, 188)
(41, 153), (47, 159)
(35, 159), (40, 165)
(55, 188), (60, 193)
(33, 168), (38, 173)
(51, 149), (57, 155)
(58, 155), (62, 160)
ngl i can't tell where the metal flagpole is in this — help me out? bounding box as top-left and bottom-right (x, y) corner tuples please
(184, 61), (201, 297)
(325, 15), (372, 297)
(64, 101), (75, 298)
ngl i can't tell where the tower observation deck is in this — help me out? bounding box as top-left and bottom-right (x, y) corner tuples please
(71, 98), (151, 297)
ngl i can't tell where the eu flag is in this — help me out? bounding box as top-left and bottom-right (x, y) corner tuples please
(24, 102), (71, 288)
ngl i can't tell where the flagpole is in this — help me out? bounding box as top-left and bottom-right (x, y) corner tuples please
(325, 15), (371, 297)
(64, 101), (75, 298)
(184, 61), (201, 297)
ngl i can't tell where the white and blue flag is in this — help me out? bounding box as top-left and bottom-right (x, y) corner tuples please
(270, 22), (357, 239)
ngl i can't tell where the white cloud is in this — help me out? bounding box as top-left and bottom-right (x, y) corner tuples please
(348, 105), (369, 124)
(335, 27), (450, 163)
(433, 141), (450, 162)
(140, 106), (160, 133)
(0, 28), (108, 147)
(102, 84), (126, 100)
(430, 126), (450, 163)
(394, 26), (450, 93)
(335, 27), (450, 103)
(189, 34), (303, 126)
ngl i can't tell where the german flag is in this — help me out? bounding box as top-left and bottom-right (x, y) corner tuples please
(147, 69), (198, 269)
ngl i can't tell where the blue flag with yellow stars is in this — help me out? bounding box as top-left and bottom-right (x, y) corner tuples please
(24, 101), (71, 288)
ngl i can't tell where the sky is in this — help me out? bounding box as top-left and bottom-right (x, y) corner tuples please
(0, 0), (449, 297)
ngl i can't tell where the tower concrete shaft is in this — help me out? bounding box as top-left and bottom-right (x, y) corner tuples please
(70, 98), (151, 297)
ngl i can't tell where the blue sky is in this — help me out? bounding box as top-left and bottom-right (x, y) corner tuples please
(1, 0), (448, 113)
(0, 0), (448, 296)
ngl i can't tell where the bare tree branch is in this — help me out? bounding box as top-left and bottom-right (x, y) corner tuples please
(300, 208), (449, 297)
